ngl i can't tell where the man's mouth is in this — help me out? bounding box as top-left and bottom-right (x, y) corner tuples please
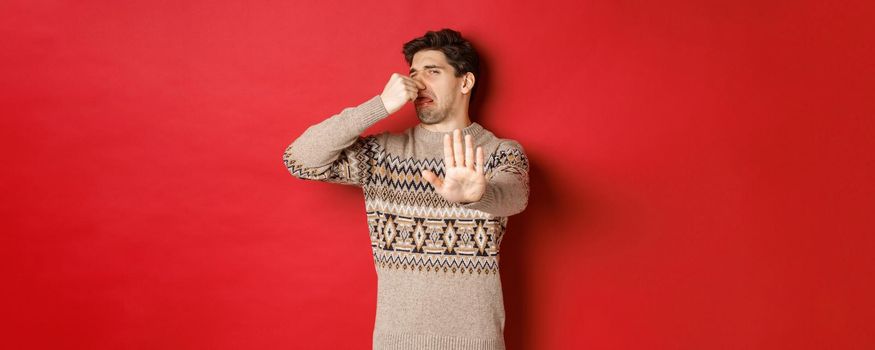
(415, 96), (434, 106)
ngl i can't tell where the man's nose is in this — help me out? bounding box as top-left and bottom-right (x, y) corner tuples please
(412, 75), (426, 90)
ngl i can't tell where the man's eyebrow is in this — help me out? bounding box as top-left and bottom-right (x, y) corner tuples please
(409, 65), (444, 74)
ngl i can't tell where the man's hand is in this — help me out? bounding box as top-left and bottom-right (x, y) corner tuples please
(380, 73), (425, 115)
(421, 129), (487, 204)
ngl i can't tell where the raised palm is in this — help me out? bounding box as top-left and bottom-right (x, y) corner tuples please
(421, 128), (486, 204)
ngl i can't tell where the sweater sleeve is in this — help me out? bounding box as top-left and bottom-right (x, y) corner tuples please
(282, 95), (390, 187)
(460, 140), (530, 217)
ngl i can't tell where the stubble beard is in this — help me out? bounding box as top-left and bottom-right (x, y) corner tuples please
(416, 104), (446, 125)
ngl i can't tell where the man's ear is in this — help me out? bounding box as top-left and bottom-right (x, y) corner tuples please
(462, 72), (476, 94)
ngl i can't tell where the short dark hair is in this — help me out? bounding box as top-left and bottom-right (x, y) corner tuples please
(403, 28), (481, 104)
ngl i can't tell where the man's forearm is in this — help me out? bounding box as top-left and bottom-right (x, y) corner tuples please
(284, 95), (389, 169)
(461, 141), (530, 217)
(461, 171), (529, 217)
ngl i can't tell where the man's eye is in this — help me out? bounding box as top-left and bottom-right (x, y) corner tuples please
(430, 70), (439, 74)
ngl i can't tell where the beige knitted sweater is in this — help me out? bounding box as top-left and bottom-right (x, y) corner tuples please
(282, 94), (530, 350)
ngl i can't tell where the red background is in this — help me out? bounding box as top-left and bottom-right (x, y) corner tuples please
(3, 0), (874, 349)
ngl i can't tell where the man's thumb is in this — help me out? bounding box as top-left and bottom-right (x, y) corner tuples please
(421, 170), (442, 188)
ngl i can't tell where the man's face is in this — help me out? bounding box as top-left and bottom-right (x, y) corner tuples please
(409, 50), (467, 124)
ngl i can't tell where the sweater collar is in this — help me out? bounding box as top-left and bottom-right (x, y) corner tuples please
(413, 121), (485, 143)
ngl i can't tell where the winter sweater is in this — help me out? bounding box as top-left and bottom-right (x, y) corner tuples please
(282, 94), (530, 350)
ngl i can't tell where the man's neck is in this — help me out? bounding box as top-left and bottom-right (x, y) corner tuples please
(420, 119), (473, 133)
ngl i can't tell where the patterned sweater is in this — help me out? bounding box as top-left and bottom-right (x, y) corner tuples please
(282, 94), (530, 350)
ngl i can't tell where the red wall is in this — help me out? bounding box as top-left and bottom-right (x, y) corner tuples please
(3, 1), (874, 349)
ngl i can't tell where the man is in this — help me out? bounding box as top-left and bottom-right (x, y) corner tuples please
(283, 28), (529, 350)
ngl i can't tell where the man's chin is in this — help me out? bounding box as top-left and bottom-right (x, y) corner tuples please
(416, 112), (442, 124)
(419, 117), (441, 125)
